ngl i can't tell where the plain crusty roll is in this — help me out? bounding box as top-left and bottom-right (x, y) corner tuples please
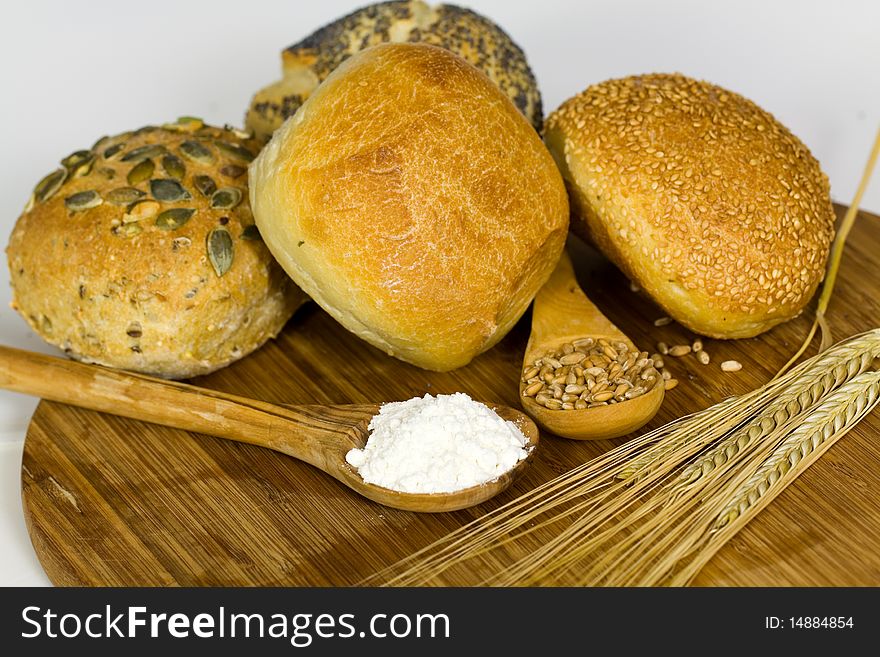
(544, 73), (836, 339)
(250, 42), (569, 371)
(7, 119), (307, 378)
(246, 0), (543, 139)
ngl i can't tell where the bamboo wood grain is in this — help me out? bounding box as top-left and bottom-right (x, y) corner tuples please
(20, 204), (880, 586)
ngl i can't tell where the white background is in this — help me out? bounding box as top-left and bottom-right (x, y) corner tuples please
(0, 0), (877, 585)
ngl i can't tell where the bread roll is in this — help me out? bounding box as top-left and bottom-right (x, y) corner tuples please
(7, 119), (307, 378)
(246, 0), (542, 139)
(250, 43), (568, 371)
(545, 74), (835, 339)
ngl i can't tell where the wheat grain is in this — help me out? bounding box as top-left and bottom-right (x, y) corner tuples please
(521, 340), (658, 408)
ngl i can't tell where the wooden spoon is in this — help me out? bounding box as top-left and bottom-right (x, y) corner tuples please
(520, 251), (664, 440)
(0, 345), (538, 513)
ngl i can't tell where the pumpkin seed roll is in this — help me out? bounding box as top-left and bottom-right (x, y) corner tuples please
(246, 0), (542, 139)
(6, 118), (307, 378)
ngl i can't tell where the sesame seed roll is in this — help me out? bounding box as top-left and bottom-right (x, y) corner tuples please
(544, 73), (836, 339)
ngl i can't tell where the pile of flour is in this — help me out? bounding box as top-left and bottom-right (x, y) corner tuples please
(345, 393), (530, 494)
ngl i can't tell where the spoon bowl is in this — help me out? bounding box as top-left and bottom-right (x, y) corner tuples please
(0, 345), (538, 513)
(324, 404), (539, 513)
(520, 251), (665, 440)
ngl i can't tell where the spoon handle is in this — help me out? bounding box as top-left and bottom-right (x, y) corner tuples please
(530, 250), (626, 346)
(0, 345), (365, 472)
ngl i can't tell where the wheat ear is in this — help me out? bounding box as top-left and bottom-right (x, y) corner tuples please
(619, 330), (880, 483)
(676, 331), (880, 487)
(714, 371), (880, 529)
(374, 331), (880, 587)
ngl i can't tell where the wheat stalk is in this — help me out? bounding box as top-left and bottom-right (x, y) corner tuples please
(616, 371), (880, 586)
(665, 372), (880, 586)
(620, 329), (880, 484)
(714, 371), (880, 529)
(676, 332), (880, 487)
(775, 125), (880, 374)
(616, 395), (741, 481)
(373, 329), (880, 587)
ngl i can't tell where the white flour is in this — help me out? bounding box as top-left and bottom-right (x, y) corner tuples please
(345, 393), (530, 494)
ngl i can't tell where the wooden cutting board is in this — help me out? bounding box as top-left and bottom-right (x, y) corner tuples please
(21, 205), (880, 586)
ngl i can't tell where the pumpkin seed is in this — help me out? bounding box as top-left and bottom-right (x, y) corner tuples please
(121, 144), (166, 162)
(103, 143), (125, 159)
(127, 158), (155, 185)
(106, 187), (146, 205)
(150, 178), (191, 202)
(162, 154), (186, 179)
(33, 169), (67, 204)
(163, 116), (204, 133)
(211, 186), (242, 210)
(215, 140), (255, 162)
(180, 140), (215, 165)
(240, 224), (261, 241)
(91, 135), (110, 151)
(207, 227), (234, 277)
(126, 322), (143, 338)
(155, 208), (195, 230)
(193, 174), (217, 197)
(65, 190), (102, 212)
(219, 164), (247, 179)
(123, 200), (160, 222)
(62, 150), (91, 165)
(62, 150), (95, 178)
(97, 167), (116, 180)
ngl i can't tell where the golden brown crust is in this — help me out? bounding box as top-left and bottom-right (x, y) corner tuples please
(6, 120), (307, 378)
(544, 73), (836, 339)
(250, 43), (568, 371)
(246, 0), (542, 139)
